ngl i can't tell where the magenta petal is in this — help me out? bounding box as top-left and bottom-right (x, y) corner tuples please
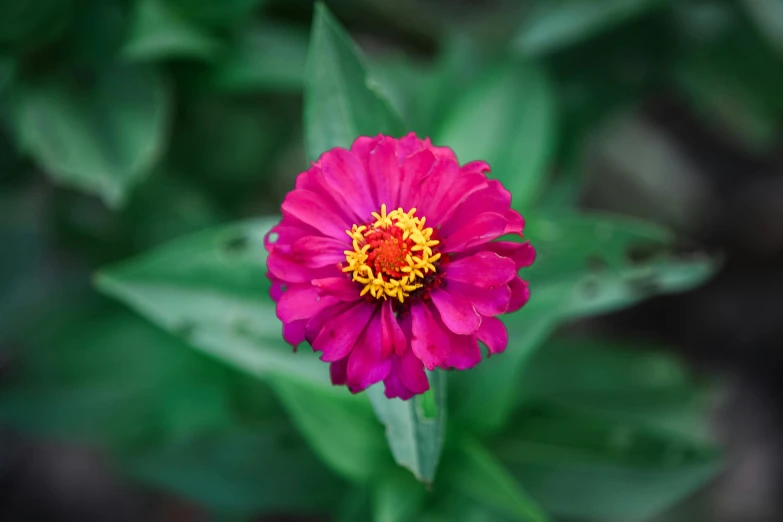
(381, 299), (407, 358)
(460, 160), (491, 176)
(305, 301), (352, 344)
(399, 349), (429, 394)
(431, 289), (481, 335)
(446, 280), (511, 316)
(507, 276), (531, 313)
(330, 356), (349, 385)
(269, 280), (285, 302)
(398, 149), (436, 211)
(369, 137), (401, 207)
(312, 277), (360, 301)
(441, 212), (507, 253)
(277, 286), (339, 323)
(291, 236), (346, 267)
(347, 313), (392, 393)
(504, 209), (524, 235)
(281, 189), (350, 240)
(283, 319), (307, 346)
(476, 316), (508, 354)
(319, 147), (376, 220)
(441, 329), (482, 370)
(480, 241), (536, 269)
(313, 301), (376, 362)
(410, 302), (451, 371)
(446, 251), (517, 288)
(383, 364), (414, 400)
(267, 253), (312, 283)
(414, 158), (459, 216)
(349, 135), (382, 172)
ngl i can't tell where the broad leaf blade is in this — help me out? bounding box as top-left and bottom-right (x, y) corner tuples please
(96, 218), (327, 384)
(436, 61), (556, 211)
(525, 212), (718, 319)
(367, 371), (446, 483)
(304, 3), (404, 162)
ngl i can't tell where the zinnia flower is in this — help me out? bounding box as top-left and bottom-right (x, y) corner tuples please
(265, 133), (535, 399)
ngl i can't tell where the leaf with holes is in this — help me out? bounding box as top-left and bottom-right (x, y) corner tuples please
(96, 217), (326, 384)
(524, 212), (718, 319)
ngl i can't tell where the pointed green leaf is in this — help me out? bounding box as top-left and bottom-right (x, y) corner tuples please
(304, 3), (404, 162)
(436, 61), (556, 211)
(124, 0), (221, 62)
(96, 218), (327, 384)
(10, 64), (170, 207)
(367, 371), (446, 483)
(525, 212), (718, 319)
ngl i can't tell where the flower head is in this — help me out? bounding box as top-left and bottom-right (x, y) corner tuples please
(265, 133), (535, 399)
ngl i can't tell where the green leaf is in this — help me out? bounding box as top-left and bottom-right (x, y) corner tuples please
(372, 469), (427, 522)
(514, 0), (664, 56)
(524, 212), (718, 319)
(269, 375), (395, 482)
(443, 436), (548, 522)
(367, 371), (446, 483)
(304, 2), (404, 162)
(495, 408), (721, 520)
(211, 23), (309, 92)
(96, 218), (328, 385)
(518, 337), (714, 444)
(124, 423), (343, 516)
(11, 64), (170, 207)
(435, 61), (556, 211)
(124, 0), (221, 62)
(452, 212), (715, 436)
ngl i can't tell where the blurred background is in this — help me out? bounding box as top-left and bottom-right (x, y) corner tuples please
(2, 0), (783, 521)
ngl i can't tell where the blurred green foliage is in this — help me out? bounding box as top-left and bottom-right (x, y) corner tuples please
(2, 0), (782, 520)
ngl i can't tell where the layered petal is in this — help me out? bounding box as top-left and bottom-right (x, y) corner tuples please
(267, 133), (534, 400)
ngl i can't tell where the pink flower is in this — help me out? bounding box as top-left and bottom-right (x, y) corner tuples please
(265, 133), (535, 399)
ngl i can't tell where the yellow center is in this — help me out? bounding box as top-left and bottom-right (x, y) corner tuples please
(343, 204), (441, 303)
